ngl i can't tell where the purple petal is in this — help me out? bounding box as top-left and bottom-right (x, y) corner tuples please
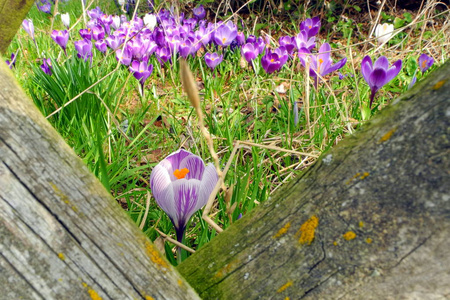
(172, 179), (202, 230)
(361, 56), (373, 84)
(180, 155), (205, 180)
(374, 56), (389, 70)
(165, 149), (192, 170)
(369, 68), (387, 90)
(198, 164), (218, 210)
(327, 57), (347, 74)
(150, 164), (175, 213)
(385, 59), (402, 82)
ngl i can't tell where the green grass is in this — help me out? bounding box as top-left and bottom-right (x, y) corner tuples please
(4, 0), (448, 265)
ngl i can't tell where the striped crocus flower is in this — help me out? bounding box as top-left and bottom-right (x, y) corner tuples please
(150, 149), (218, 242)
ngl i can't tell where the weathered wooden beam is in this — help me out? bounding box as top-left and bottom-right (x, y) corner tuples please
(0, 62), (200, 298)
(178, 61), (450, 299)
(0, 0), (35, 54)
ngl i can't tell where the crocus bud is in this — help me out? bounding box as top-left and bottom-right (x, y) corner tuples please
(61, 12), (70, 28)
(143, 13), (157, 30)
(375, 23), (394, 45)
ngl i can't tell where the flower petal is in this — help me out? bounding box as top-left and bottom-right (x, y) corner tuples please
(374, 56), (389, 70)
(172, 179), (202, 230)
(369, 68), (387, 90)
(180, 154), (205, 180)
(361, 56), (373, 85)
(385, 59), (402, 83)
(327, 57), (347, 74)
(165, 149), (192, 170)
(198, 163), (218, 211)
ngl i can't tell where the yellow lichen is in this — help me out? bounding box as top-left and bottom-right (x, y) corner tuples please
(177, 279), (183, 286)
(58, 253), (65, 260)
(273, 222), (291, 238)
(333, 241), (338, 246)
(50, 182), (79, 212)
(145, 241), (169, 271)
(358, 221), (364, 228)
(81, 283), (102, 300)
(378, 128), (396, 143)
(285, 297), (290, 300)
(366, 238), (373, 244)
(297, 215), (319, 245)
(343, 231), (356, 241)
(87, 289), (102, 300)
(346, 173), (361, 184)
(277, 280), (293, 293)
(145, 296), (155, 300)
(214, 260), (237, 279)
(360, 172), (369, 180)
(433, 80), (446, 90)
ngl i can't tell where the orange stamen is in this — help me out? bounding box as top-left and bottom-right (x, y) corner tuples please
(422, 60), (427, 69)
(222, 37), (227, 44)
(173, 168), (189, 179)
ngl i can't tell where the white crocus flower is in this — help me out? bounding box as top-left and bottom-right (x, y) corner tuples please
(61, 13), (70, 28)
(375, 23), (394, 45)
(143, 13), (157, 30)
(112, 15), (121, 30)
(118, 0), (125, 5)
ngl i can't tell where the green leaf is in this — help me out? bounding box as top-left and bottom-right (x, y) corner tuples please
(394, 17), (405, 29)
(403, 12), (412, 23)
(353, 5), (361, 12)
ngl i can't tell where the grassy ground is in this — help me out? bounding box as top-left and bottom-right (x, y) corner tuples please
(4, 0), (449, 264)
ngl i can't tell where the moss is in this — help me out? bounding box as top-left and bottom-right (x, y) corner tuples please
(277, 280), (293, 293)
(273, 222), (291, 238)
(343, 231), (356, 241)
(297, 215), (319, 245)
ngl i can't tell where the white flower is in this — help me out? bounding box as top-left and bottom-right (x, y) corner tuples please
(143, 13), (157, 30)
(118, 0), (125, 5)
(61, 13), (70, 28)
(112, 15), (121, 30)
(375, 23), (394, 45)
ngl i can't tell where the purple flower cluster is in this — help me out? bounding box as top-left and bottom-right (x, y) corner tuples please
(36, 0), (51, 14)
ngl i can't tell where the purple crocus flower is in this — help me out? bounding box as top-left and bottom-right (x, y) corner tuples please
(5, 53), (16, 69)
(37, 0), (51, 14)
(40, 58), (52, 75)
(236, 31), (245, 46)
(129, 60), (153, 95)
(418, 54), (434, 73)
(22, 19), (35, 40)
(214, 21), (237, 47)
(106, 34), (122, 50)
(150, 149), (218, 242)
(294, 31), (315, 51)
(179, 39), (194, 58)
(74, 39), (93, 62)
(79, 28), (92, 40)
(241, 43), (258, 63)
(193, 5), (206, 20)
(300, 16), (320, 39)
(116, 47), (132, 66)
(91, 25), (105, 41)
(298, 43), (347, 87)
(95, 39), (107, 53)
(205, 52), (223, 71)
(87, 6), (103, 20)
(156, 46), (171, 65)
(261, 47), (289, 74)
(279, 36), (296, 54)
(51, 30), (69, 54)
(361, 55), (402, 108)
